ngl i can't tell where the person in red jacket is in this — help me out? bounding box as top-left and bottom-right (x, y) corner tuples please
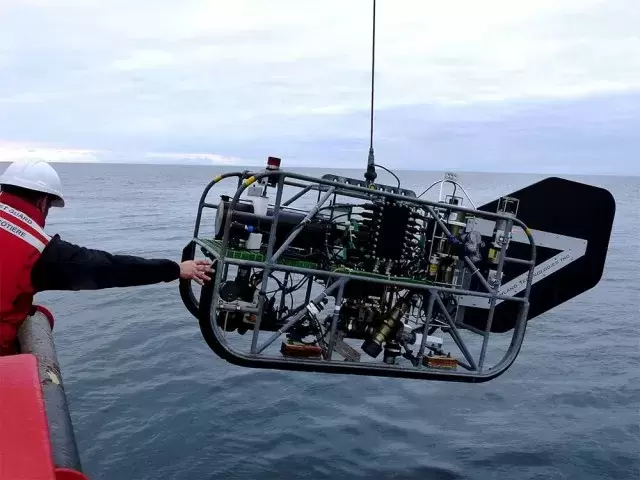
(0, 159), (212, 356)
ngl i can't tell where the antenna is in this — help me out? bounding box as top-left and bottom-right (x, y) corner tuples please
(364, 0), (377, 185)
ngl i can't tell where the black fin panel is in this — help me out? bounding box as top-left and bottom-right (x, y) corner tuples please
(459, 177), (616, 333)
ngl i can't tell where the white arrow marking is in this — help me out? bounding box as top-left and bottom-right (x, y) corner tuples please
(456, 219), (588, 309)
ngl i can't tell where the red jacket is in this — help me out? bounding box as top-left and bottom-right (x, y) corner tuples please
(1, 191), (182, 356)
(0, 192), (51, 355)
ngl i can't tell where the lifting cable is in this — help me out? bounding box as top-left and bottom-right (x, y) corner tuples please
(364, 1), (401, 189)
(365, 0), (378, 184)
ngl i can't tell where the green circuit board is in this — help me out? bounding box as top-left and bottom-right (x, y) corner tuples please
(196, 238), (319, 269)
(196, 238), (435, 287)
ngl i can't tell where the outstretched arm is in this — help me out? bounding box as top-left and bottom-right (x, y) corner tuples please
(32, 235), (211, 292)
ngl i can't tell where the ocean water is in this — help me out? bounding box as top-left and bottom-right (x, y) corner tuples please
(22, 163), (639, 480)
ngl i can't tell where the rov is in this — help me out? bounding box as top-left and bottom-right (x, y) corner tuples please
(179, 157), (615, 383)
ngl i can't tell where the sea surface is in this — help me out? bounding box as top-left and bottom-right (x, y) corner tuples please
(20, 163), (639, 480)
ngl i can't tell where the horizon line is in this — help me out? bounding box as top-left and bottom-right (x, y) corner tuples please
(0, 158), (634, 178)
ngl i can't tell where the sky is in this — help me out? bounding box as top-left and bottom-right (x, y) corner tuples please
(0, 0), (638, 174)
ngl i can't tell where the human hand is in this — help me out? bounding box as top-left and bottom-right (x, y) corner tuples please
(179, 259), (213, 285)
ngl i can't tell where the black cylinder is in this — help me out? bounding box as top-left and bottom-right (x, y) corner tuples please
(214, 198), (336, 251)
(17, 310), (83, 473)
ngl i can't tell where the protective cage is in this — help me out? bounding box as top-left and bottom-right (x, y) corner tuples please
(180, 164), (543, 383)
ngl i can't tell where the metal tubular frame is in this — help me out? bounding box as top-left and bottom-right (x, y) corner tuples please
(180, 168), (537, 383)
(419, 179), (478, 208)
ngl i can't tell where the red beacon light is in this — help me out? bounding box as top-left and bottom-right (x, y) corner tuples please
(266, 156), (281, 170)
(264, 156), (282, 187)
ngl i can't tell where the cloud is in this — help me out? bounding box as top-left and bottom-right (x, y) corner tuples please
(0, 142), (243, 166)
(0, 142), (100, 163)
(0, 0), (638, 174)
(142, 152), (244, 165)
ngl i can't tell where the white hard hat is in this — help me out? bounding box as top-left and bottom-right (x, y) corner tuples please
(0, 159), (65, 207)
